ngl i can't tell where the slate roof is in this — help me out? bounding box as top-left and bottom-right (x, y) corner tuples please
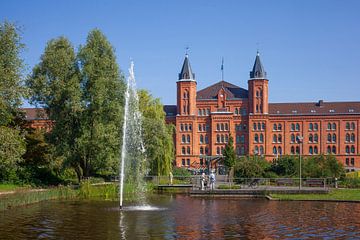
(164, 105), (177, 117)
(196, 80), (248, 100)
(178, 54), (195, 80)
(250, 52), (267, 79)
(269, 101), (360, 115)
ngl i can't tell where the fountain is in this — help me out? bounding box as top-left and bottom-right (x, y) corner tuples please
(119, 61), (146, 209)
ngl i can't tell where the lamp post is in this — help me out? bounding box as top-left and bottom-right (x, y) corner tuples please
(297, 136), (303, 189)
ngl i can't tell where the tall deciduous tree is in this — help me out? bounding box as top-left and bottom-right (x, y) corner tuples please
(223, 135), (236, 180)
(138, 90), (174, 176)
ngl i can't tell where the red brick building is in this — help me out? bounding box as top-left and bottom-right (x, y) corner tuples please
(164, 53), (360, 172)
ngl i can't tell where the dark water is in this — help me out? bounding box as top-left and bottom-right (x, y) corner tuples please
(1, 195), (360, 239)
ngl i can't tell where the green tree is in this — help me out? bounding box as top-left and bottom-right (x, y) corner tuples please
(303, 154), (345, 178)
(223, 135), (236, 172)
(270, 155), (298, 177)
(234, 156), (270, 179)
(138, 90), (174, 176)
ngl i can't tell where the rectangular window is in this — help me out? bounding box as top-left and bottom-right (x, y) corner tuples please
(187, 159), (190, 166)
(351, 158), (355, 166)
(182, 159), (185, 166)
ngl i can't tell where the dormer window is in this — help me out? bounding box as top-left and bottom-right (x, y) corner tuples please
(349, 109), (354, 113)
(329, 109), (335, 113)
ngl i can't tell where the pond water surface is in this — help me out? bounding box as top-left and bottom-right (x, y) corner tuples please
(0, 194), (359, 239)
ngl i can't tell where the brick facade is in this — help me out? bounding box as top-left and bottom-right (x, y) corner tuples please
(164, 53), (360, 172)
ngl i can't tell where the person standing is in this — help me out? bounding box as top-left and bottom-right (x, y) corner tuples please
(200, 173), (206, 190)
(209, 170), (216, 190)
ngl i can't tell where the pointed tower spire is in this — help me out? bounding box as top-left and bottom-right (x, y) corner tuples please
(250, 51), (267, 79)
(178, 54), (195, 81)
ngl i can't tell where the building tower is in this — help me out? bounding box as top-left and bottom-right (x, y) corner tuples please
(177, 54), (197, 115)
(248, 52), (269, 114)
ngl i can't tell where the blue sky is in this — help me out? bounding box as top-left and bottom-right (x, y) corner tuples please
(1, 0), (360, 106)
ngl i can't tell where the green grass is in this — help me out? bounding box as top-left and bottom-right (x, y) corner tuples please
(0, 183), (30, 192)
(270, 189), (360, 201)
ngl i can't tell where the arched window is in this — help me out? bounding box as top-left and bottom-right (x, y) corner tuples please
(327, 123), (331, 130)
(260, 146), (264, 155)
(182, 147), (185, 155)
(200, 135), (204, 144)
(216, 147), (220, 155)
(351, 122), (355, 130)
(216, 134), (220, 143)
(205, 135), (209, 144)
(314, 123), (318, 131)
(259, 134), (264, 143)
(332, 123), (336, 130)
(273, 146), (277, 155)
(205, 147), (209, 155)
(296, 146), (300, 154)
(254, 134), (259, 143)
(291, 123), (295, 131)
(351, 134), (355, 142)
(278, 135), (282, 143)
(236, 135), (240, 143)
(314, 146), (318, 154)
(309, 123), (313, 131)
(241, 146), (245, 155)
(235, 108), (238, 115)
(225, 135), (229, 143)
(291, 134), (295, 143)
(256, 91), (259, 97)
(332, 146), (336, 154)
(221, 123), (224, 131)
(185, 124), (188, 131)
(332, 134), (336, 143)
(296, 123), (300, 131)
(181, 135), (185, 143)
(255, 146), (259, 154)
(253, 123), (257, 130)
(346, 133), (350, 142)
(198, 109), (202, 116)
(309, 134), (313, 142)
(273, 134), (277, 143)
(217, 123), (220, 131)
(273, 124), (277, 131)
(351, 145), (355, 154)
(314, 134), (319, 143)
(309, 146), (313, 155)
(262, 123), (266, 130)
(258, 123), (261, 131)
(327, 146), (331, 154)
(189, 124), (192, 131)
(187, 147), (190, 154)
(278, 147), (282, 155)
(200, 147), (204, 155)
(278, 124), (282, 131)
(221, 134), (224, 143)
(241, 135), (245, 143)
(327, 134), (331, 142)
(225, 123), (229, 131)
(346, 122), (350, 130)
(346, 146), (350, 154)
(291, 146), (295, 154)
(187, 135), (191, 143)
(180, 124), (184, 131)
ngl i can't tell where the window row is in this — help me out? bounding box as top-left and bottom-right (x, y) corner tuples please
(327, 123), (337, 131)
(236, 146), (246, 155)
(200, 146), (209, 155)
(236, 135), (246, 144)
(346, 122), (356, 130)
(273, 146), (283, 155)
(180, 123), (192, 131)
(199, 135), (209, 144)
(234, 108), (247, 116)
(198, 124), (209, 132)
(254, 145), (264, 155)
(216, 134), (229, 143)
(216, 123), (229, 131)
(327, 133), (337, 143)
(181, 135), (191, 143)
(181, 147), (191, 155)
(181, 159), (191, 166)
(345, 133), (356, 143)
(216, 146), (224, 155)
(327, 146), (337, 154)
(235, 123), (247, 131)
(308, 146), (319, 155)
(255, 104), (263, 113)
(308, 123), (319, 131)
(273, 134), (282, 143)
(253, 122), (266, 131)
(345, 158), (355, 167)
(272, 123), (283, 131)
(290, 134), (303, 143)
(198, 108), (210, 116)
(308, 134), (319, 143)
(254, 133), (264, 143)
(290, 123), (301, 131)
(345, 145), (356, 154)
(290, 146), (300, 155)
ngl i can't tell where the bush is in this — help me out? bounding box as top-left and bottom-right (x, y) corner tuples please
(172, 167), (191, 177)
(339, 177), (360, 188)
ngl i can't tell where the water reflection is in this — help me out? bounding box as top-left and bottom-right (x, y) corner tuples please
(0, 195), (360, 239)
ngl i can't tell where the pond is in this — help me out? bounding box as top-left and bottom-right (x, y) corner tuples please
(0, 194), (359, 239)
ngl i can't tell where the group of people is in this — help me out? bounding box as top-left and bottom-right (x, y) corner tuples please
(200, 170), (216, 190)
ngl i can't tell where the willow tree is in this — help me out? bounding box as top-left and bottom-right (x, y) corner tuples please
(138, 90), (174, 176)
(0, 21), (27, 181)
